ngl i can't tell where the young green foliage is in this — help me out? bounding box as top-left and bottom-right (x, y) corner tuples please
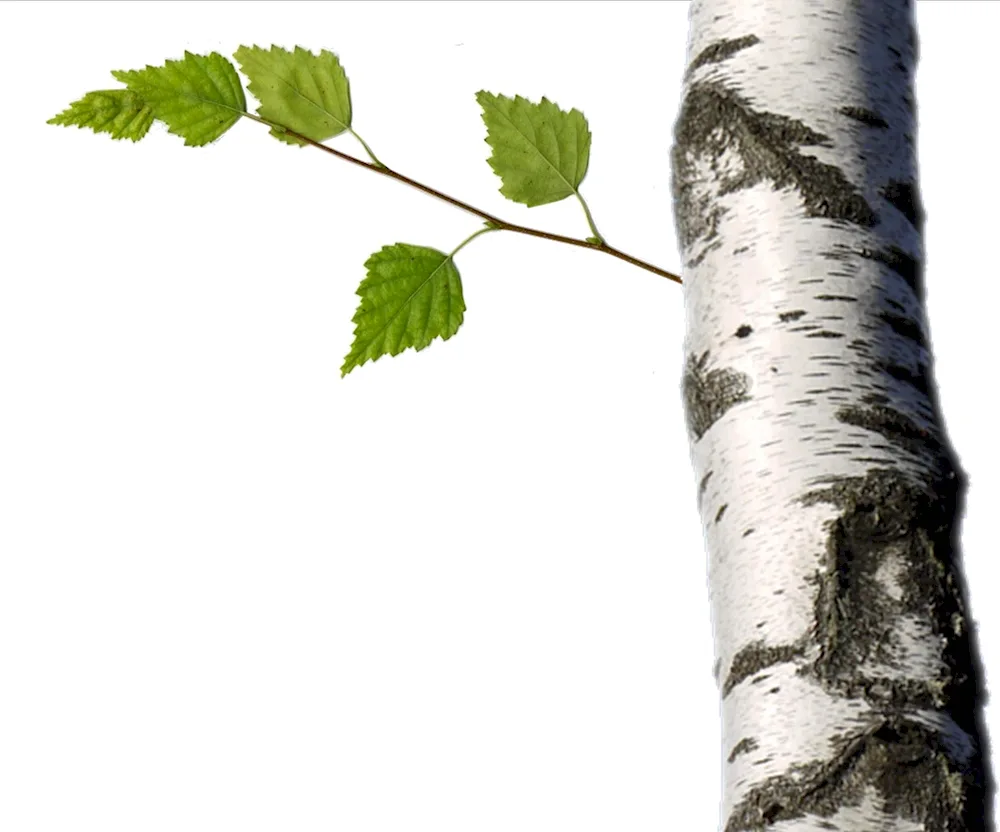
(111, 51), (246, 146)
(234, 45), (352, 147)
(49, 44), (679, 376)
(46, 89), (155, 142)
(476, 92), (592, 207)
(341, 244), (466, 377)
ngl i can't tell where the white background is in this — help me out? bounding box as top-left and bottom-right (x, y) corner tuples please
(2, 2), (997, 830)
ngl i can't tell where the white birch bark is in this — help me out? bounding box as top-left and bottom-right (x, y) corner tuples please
(670, 1), (994, 830)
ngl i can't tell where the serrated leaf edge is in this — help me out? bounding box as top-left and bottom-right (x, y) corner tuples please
(110, 51), (246, 146)
(47, 89), (155, 142)
(341, 244), (465, 376)
(233, 44), (352, 143)
(476, 90), (591, 204)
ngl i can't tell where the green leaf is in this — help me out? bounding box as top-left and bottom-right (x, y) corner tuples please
(47, 89), (155, 142)
(234, 45), (351, 147)
(476, 91), (591, 207)
(342, 243), (466, 376)
(111, 51), (246, 146)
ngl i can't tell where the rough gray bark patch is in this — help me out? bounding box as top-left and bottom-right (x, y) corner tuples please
(723, 640), (806, 700)
(682, 350), (752, 441)
(671, 80), (878, 266)
(752, 465), (991, 832)
(724, 718), (974, 832)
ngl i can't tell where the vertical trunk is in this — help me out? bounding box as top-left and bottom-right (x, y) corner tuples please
(670, 2), (994, 830)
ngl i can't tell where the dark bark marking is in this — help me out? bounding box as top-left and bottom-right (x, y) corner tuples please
(729, 736), (760, 764)
(835, 402), (940, 460)
(698, 470), (714, 511)
(880, 310), (926, 349)
(881, 179), (924, 233)
(715, 503), (729, 523)
(856, 244), (922, 296)
(840, 105), (889, 129)
(686, 34), (761, 79)
(879, 361), (931, 400)
(859, 391), (889, 406)
(779, 310), (807, 323)
(723, 640), (806, 699)
(736, 324), (753, 338)
(672, 78), (878, 261)
(683, 350), (753, 441)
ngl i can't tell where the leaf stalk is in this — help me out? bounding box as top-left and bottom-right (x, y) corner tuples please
(449, 225), (502, 259)
(574, 192), (606, 247)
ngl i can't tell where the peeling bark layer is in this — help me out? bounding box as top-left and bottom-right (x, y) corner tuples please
(670, 2), (993, 830)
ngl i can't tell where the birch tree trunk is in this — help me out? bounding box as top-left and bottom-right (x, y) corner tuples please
(670, 1), (994, 830)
